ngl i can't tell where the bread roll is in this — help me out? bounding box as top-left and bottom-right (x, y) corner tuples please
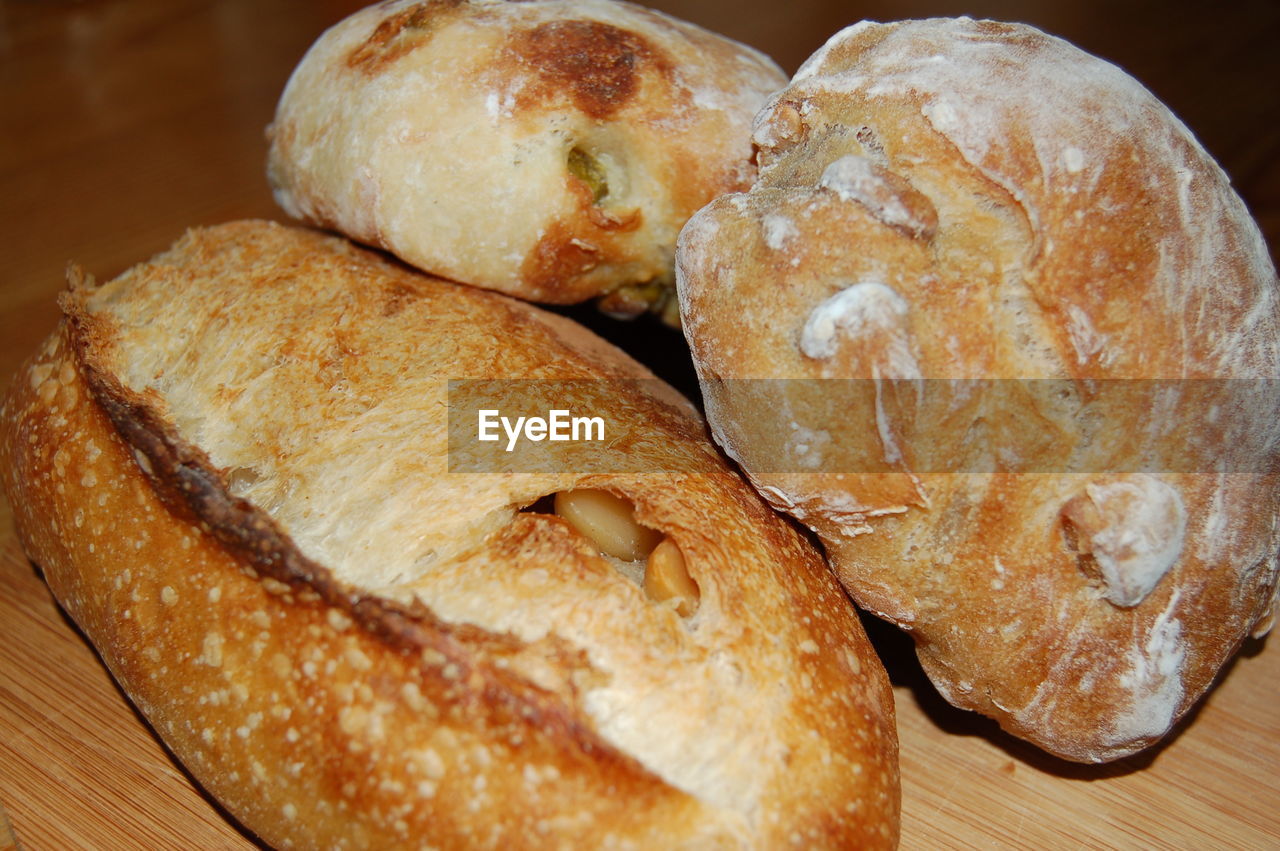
(0, 221), (898, 848)
(266, 0), (787, 321)
(676, 18), (1280, 762)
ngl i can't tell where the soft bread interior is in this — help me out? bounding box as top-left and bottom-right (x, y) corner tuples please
(66, 221), (894, 831)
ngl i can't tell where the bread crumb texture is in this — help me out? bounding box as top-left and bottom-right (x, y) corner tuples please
(0, 221), (898, 847)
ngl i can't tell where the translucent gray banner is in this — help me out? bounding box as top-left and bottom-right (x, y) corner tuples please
(446, 379), (1280, 474)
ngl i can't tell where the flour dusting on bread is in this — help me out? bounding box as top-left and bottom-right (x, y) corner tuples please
(799, 282), (920, 379)
(677, 17), (1280, 762)
(1062, 476), (1187, 608)
(268, 0), (787, 314)
(1109, 592), (1187, 747)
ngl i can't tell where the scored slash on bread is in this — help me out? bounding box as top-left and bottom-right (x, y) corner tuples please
(0, 221), (899, 848)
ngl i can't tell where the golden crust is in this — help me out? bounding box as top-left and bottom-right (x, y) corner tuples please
(676, 19), (1280, 762)
(1, 221), (898, 848)
(266, 0), (787, 310)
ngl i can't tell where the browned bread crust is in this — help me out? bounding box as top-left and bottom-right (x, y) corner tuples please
(676, 18), (1280, 762)
(267, 0), (787, 317)
(1, 221), (898, 848)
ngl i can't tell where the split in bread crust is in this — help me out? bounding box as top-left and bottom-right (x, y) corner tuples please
(1, 221), (899, 848)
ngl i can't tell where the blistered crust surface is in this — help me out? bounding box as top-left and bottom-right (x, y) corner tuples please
(1, 221), (898, 847)
(267, 0), (786, 308)
(676, 18), (1280, 761)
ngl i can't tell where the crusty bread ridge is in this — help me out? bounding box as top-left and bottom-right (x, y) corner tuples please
(1, 221), (898, 848)
(676, 18), (1280, 761)
(267, 0), (787, 317)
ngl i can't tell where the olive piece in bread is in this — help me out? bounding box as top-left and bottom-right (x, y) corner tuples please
(1, 221), (899, 848)
(676, 18), (1280, 762)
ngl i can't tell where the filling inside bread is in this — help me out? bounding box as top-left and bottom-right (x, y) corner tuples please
(523, 488), (700, 616)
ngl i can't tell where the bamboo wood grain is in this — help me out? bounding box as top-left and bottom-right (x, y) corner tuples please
(4, 500), (1278, 849)
(0, 500), (262, 849)
(1, 1), (1277, 849)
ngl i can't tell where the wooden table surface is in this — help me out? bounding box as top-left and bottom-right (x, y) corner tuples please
(2, 1), (1278, 849)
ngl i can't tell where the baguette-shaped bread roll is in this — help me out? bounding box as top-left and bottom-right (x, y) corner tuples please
(0, 221), (898, 848)
(676, 18), (1280, 762)
(267, 0), (787, 321)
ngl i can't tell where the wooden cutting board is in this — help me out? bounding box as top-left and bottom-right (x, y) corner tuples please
(3, 489), (1278, 849)
(2, 1), (1278, 848)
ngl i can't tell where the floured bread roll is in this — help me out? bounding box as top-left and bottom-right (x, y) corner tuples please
(266, 0), (786, 322)
(1, 222), (898, 848)
(677, 18), (1280, 762)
